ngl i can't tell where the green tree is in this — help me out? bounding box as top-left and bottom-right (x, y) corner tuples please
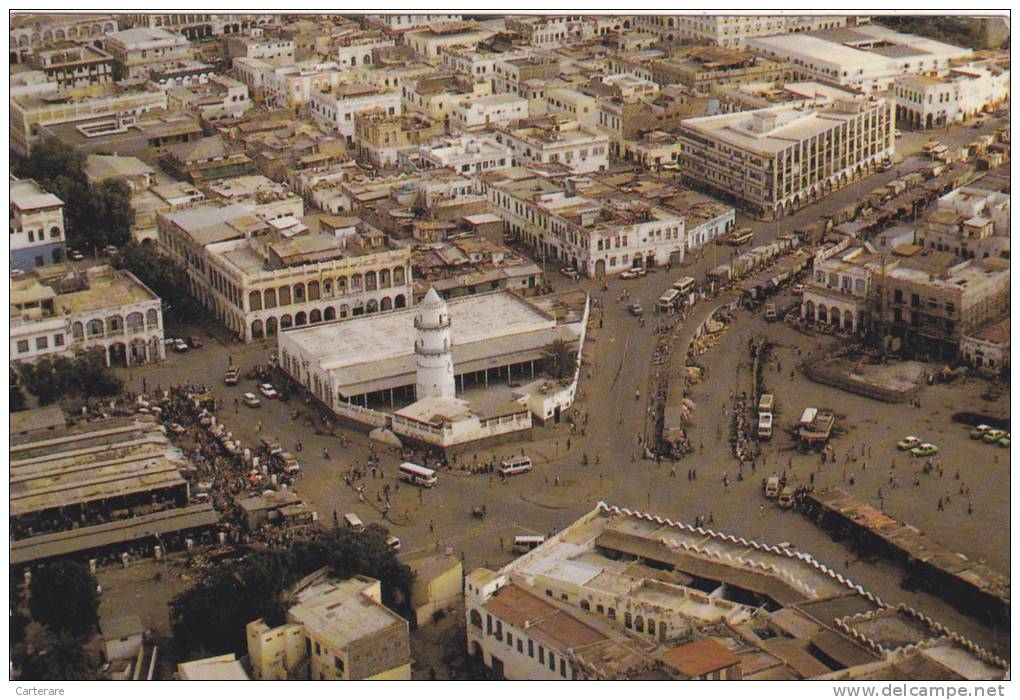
(20, 629), (98, 681)
(11, 383), (28, 412)
(16, 350), (122, 406)
(541, 339), (576, 380)
(28, 561), (100, 637)
(115, 242), (198, 323)
(82, 180), (135, 249)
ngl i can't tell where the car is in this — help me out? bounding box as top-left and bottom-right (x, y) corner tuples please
(385, 535), (401, 552)
(897, 436), (921, 450)
(11, 268), (25, 277)
(894, 129), (903, 138)
(242, 392), (261, 408)
(172, 339), (189, 353)
(982, 429), (1006, 444)
(998, 435), (1010, 448)
(628, 302), (643, 317)
(970, 424), (992, 439)
(103, 244), (119, 256)
(187, 335), (204, 349)
(224, 366), (240, 385)
(165, 338), (177, 347)
(878, 159), (894, 172)
(910, 443), (939, 457)
(559, 266), (580, 281)
(619, 269), (641, 280)
(259, 383), (279, 399)
(68, 249), (84, 261)
(792, 284), (805, 295)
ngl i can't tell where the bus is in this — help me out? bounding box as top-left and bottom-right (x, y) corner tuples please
(656, 288), (681, 313)
(672, 276), (696, 295)
(398, 462), (438, 488)
(343, 513), (365, 532)
(499, 456), (533, 476)
(726, 228), (754, 246)
(513, 535), (546, 553)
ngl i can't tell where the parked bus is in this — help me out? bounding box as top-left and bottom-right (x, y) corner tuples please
(672, 276), (696, 295)
(343, 513), (365, 532)
(656, 288), (681, 313)
(398, 462), (438, 488)
(499, 456), (533, 476)
(513, 535), (546, 553)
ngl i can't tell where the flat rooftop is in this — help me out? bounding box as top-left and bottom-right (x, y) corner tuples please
(288, 576), (404, 650)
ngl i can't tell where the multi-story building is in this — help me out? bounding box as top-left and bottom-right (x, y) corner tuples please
(10, 265), (164, 366)
(9, 13), (118, 64)
(262, 61), (345, 109)
(159, 136), (256, 184)
(167, 75), (252, 123)
(917, 186), (1010, 261)
(450, 94), (529, 132)
(404, 22), (496, 64)
(402, 73), (492, 121)
(333, 35), (395, 70)
(477, 166), (685, 276)
(364, 14), (462, 34)
(104, 27), (192, 81)
(960, 318), (1009, 375)
(247, 573), (411, 681)
(10, 83), (168, 156)
(873, 249), (1010, 358)
(504, 16), (589, 47)
(310, 83), (402, 143)
(128, 13), (274, 41)
(493, 117), (610, 174)
(801, 243), (882, 332)
(611, 46), (788, 94)
(441, 46), (534, 91)
(749, 25), (973, 94)
(224, 35), (296, 67)
(593, 86), (692, 154)
(893, 60), (1010, 129)
(677, 96), (894, 219)
(544, 88), (598, 129)
(38, 112), (202, 162)
(158, 203), (412, 342)
(636, 14), (849, 48)
(353, 110), (444, 167)
(10, 178), (67, 271)
(148, 61), (218, 89)
(491, 56), (561, 95)
(412, 134), (514, 175)
(26, 42), (114, 89)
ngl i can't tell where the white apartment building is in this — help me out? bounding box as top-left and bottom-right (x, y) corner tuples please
(104, 27), (192, 81)
(441, 47), (534, 89)
(451, 94), (529, 132)
(310, 83), (402, 141)
(493, 119), (609, 174)
(10, 177), (67, 271)
(477, 167), (685, 277)
(544, 89), (598, 129)
(167, 74), (251, 122)
(365, 15), (462, 33)
(414, 135), (514, 175)
(225, 35), (295, 65)
(750, 25), (973, 93)
(263, 61), (345, 109)
(402, 74), (492, 121)
(157, 203), (412, 342)
(801, 243), (880, 332)
(404, 23), (496, 64)
(894, 61), (1010, 129)
(10, 266), (165, 366)
(677, 96), (894, 219)
(636, 15), (849, 47)
(917, 186), (1010, 261)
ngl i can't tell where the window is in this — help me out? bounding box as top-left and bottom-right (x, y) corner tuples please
(528, 640), (534, 658)
(548, 652), (555, 671)
(36, 337), (48, 350)
(560, 659), (567, 678)
(54, 334), (64, 346)
(334, 656), (344, 675)
(539, 646), (545, 664)
(314, 642), (321, 656)
(17, 340), (29, 354)
(506, 632), (513, 647)
(517, 639), (523, 653)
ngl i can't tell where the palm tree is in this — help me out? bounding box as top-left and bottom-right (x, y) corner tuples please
(541, 339), (576, 380)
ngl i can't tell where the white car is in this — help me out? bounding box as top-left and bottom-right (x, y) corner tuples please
(620, 269), (641, 280)
(259, 383), (279, 399)
(172, 339), (189, 353)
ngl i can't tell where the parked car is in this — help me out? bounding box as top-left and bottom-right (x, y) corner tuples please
(970, 424), (992, 439)
(628, 302), (643, 317)
(385, 536), (401, 552)
(620, 269), (641, 280)
(910, 442), (939, 457)
(559, 266), (580, 281)
(894, 129), (903, 138)
(172, 339), (189, 353)
(242, 392), (261, 408)
(68, 249), (84, 261)
(259, 383), (280, 399)
(982, 429), (1006, 444)
(998, 434), (1010, 448)
(897, 436), (921, 450)
(187, 336), (204, 349)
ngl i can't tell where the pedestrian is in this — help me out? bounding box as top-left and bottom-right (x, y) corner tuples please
(567, 437), (572, 451)
(323, 448), (330, 460)
(937, 497), (944, 511)
(256, 420), (262, 433)
(428, 520), (435, 533)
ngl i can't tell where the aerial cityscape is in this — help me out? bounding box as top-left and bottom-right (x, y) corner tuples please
(7, 12), (1011, 685)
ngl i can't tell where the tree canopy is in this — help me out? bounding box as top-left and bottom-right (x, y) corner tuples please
(28, 561), (100, 638)
(170, 525), (414, 658)
(114, 242), (199, 323)
(16, 349), (123, 406)
(19, 629), (99, 681)
(542, 339), (576, 380)
(13, 138), (134, 250)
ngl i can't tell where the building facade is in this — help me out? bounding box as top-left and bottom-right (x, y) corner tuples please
(894, 61), (1010, 129)
(10, 178), (67, 271)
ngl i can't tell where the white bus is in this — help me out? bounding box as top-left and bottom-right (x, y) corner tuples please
(398, 462), (438, 488)
(499, 456), (532, 476)
(656, 289), (681, 313)
(672, 276), (696, 295)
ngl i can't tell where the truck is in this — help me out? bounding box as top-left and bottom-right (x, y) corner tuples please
(765, 475), (781, 499)
(758, 412), (774, 439)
